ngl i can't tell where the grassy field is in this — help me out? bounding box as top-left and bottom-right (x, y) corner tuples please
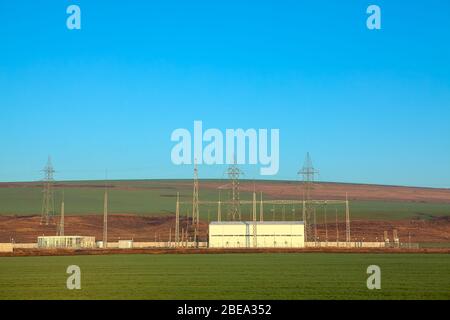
(1, 180), (450, 220)
(0, 253), (449, 300)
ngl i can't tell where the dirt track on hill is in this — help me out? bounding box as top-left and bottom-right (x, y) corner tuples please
(1, 214), (449, 243)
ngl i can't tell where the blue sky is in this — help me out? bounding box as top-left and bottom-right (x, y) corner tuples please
(0, 0), (449, 187)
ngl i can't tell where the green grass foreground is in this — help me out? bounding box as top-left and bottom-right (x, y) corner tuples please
(0, 253), (449, 300)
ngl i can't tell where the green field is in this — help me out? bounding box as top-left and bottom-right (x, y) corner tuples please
(0, 253), (449, 300)
(1, 180), (450, 220)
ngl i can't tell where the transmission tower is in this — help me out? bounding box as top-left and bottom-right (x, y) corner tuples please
(192, 159), (200, 242)
(226, 159), (243, 220)
(41, 156), (55, 225)
(298, 152), (319, 242)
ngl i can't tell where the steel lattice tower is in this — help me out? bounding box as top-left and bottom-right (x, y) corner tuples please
(298, 152), (319, 242)
(226, 160), (243, 221)
(41, 156), (55, 225)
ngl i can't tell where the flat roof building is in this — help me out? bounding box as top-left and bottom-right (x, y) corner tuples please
(37, 236), (96, 249)
(208, 221), (305, 248)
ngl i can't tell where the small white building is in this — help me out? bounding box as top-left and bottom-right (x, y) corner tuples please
(37, 236), (96, 249)
(209, 221), (305, 248)
(118, 240), (134, 249)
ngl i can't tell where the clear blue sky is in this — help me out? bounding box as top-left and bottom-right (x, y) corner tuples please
(0, 0), (449, 187)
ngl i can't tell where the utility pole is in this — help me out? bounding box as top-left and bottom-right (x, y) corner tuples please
(58, 191), (65, 236)
(192, 159), (199, 242)
(345, 193), (351, 243)
(324, 205), (328, 243)
(41, 156), (55, 225)
(313, 207), (317, 242)
(302, 200), (306, 226)
(103, 184), (108, 248)
(252, 191), (257, 248)
(408, 232), (411, 249)
(335, 209), (339, 245)
(260, 192), (264, 222)
(217, 192), (222, 222)
(175, 192), (180, 246)
(181, 228), (185, 247)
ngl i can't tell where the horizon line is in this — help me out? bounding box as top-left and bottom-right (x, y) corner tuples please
(0, 178), (448, 191)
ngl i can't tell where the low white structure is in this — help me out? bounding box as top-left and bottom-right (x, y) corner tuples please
(118, 240), (134, 249)
(37, 236), (96, 249)
(0, 243), (13, 253)
(209, 221), (305, 248)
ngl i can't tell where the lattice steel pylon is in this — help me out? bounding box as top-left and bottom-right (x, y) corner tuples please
(226, 159), (243, 221)
(298, 152), (319, 242)
(41, 156), (55, 225)
(192, 159), (200, 243)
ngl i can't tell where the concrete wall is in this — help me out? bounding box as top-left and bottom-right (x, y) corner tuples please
(13, 243), (37, 249)
(132, 242), (208, 248)
(118, 240), (133, 249)
(209, 222), (305, 248)
(305, 241), (386, 248)
(0, 243), (13, 252)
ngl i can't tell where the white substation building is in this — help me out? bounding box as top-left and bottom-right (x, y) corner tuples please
(208, 221), (305, 248)
(37, 236), (96, 249)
